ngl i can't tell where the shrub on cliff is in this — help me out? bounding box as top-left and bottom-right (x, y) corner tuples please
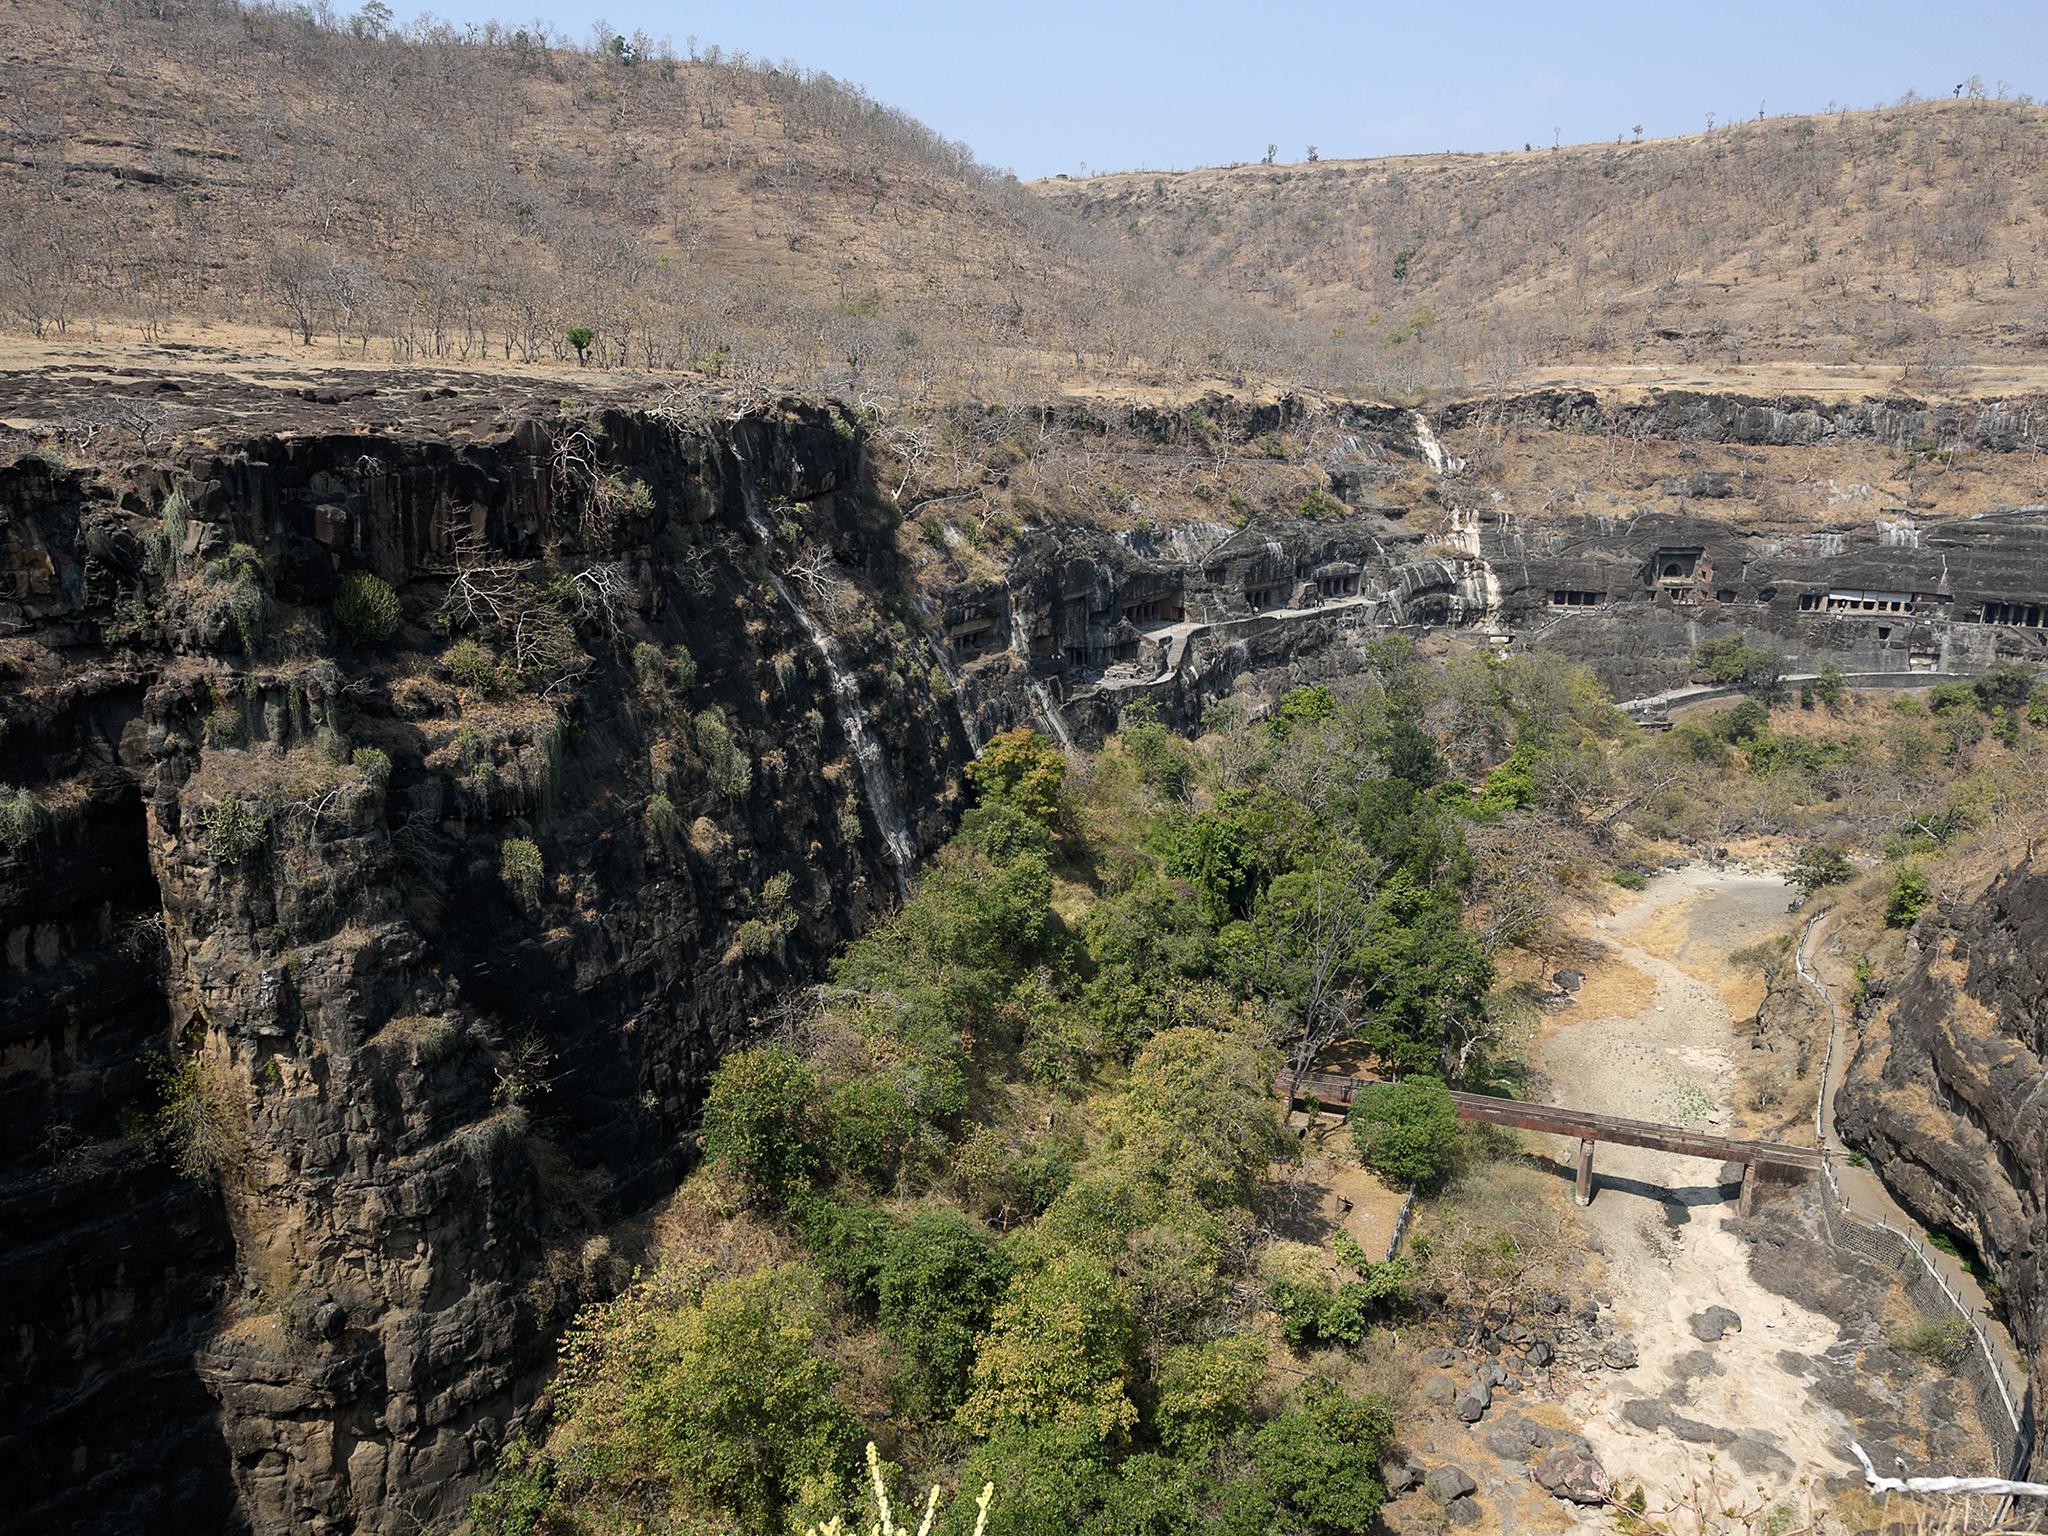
(499, 837), (544, 910)
(643, 791), (682, 852)
(0, 786), (51, 855)
(702, 1045), (817, 1203)
(1884, 862), (1932, 927)
(333, 571), (401, 644)
(693, 706), (754, 800)
(151, 1049), (250, 1184)
(443, 638), (505, 692)
(201, 797), (271, 865)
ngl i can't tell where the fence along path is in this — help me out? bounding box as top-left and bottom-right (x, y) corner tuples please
(1793, 914), (2031, 1483)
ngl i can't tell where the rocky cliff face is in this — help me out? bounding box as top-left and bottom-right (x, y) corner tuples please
(1835, 862), (2048, 1469)
(9, 376), (2048, 1534)
(0, 400), (966, 1534)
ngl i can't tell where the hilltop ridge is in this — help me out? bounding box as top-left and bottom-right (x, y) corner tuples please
(1039, 98), (2048, 385)
(5, 5), (2046, 401)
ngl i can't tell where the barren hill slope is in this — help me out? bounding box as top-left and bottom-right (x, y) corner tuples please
(1038, 101), (2048, 381)
(0, 0), (1292, 391)
(8, 5), (2048, 402)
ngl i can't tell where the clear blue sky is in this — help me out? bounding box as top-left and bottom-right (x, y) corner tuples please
(413, 0), (2045, 178)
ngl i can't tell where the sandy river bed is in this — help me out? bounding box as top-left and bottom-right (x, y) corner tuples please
(1535, 865), (1860, 1531)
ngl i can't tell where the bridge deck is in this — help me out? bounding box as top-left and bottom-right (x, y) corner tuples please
(1281, 1071), (1823, 1173)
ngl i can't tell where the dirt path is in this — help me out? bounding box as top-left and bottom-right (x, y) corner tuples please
(1534, 866), (1861, 1529)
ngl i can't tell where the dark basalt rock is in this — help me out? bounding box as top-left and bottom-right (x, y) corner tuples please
(1836, 855), (2048, 1474)
(0, 404), (968, 1535)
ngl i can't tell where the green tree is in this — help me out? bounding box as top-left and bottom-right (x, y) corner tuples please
(465, 1439), (556, 1536)
(957, 1255), (1139, 1445)
(618, 1267), (856, 1530)
(1691, 634), (1784, 698)
(1154, 1334), (1267, 1452)
(1718, 696), (1771, 742)
(1972, 662), (2037, 713)
(876, 1207), (1011, 1406)
(566, 326), (596, 364)
(1885, 863), (1932, 927)
(1790, 842), (1853, 895)
(1348, 1077), (1462, 1186)
(701, 1046), (817, 1202)
(1266, 684), (1336, 741)
(1160, 798), (1263, 925)
(1108, 1026), (1284, 1208)
(1080, 876), (1217, 1056)
(821, 1076), (917, 1187)
(1814, 660), (1847, 711)
(955, 800), (1055, 862)
(835, 843), (1054, 1040)
(942, 1425), (1112, 1536)
(1240, 1381), (1396, 1536)
(793, 1194), (895, 1302)
(965, 728), (1067, 825)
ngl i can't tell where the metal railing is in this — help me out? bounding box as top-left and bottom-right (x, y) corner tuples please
(1799, 916), (2030, 1476)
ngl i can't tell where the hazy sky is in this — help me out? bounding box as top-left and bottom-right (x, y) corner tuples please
(414, 0), (2046, 179)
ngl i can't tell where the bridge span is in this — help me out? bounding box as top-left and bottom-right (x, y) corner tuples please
(1279, 1070), (1823, 1214)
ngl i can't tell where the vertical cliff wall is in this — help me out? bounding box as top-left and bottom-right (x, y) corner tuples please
(1835, 861), (2048, 1474)
(0, 401), (967, 1534)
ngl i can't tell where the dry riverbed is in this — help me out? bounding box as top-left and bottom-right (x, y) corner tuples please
(1531, 866), (1862, 1532)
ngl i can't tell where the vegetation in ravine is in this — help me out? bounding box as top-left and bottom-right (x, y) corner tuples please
(468, 640), (1637, 1536)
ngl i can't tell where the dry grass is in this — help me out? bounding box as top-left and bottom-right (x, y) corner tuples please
(1043, 98), (2048, 380)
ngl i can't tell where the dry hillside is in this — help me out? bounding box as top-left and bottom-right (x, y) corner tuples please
(6, 4), (2048, 403)
(1040, 101), (2048, 385)
(0, 0), (1308, 395)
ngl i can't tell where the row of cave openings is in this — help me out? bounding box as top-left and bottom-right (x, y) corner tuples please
(1548, 547), (2048, 630)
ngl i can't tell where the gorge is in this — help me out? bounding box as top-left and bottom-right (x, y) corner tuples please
(5, 367), (2048, 1531)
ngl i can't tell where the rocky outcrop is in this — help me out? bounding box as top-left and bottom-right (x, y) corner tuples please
(1437, 389), (2048, 454)
(1835, 860), (2048, 1472)
(0, 401), (967, 1534)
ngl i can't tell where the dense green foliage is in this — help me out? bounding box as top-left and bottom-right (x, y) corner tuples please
(470, 644), (1641, 1535)
(1690, 634), (1785, 697)
(1348, 1078), (1463, 1186)
(1885, 863), (1933, 927)
(964, 727), (1067, 825)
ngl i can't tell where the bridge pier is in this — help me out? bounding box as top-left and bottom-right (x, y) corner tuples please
(1738, 1160), (1757, 1217)
(1575, 1137), (1595, 1207)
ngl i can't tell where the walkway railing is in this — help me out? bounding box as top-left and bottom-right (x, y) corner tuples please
(1796, 916), (2031, 1479)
